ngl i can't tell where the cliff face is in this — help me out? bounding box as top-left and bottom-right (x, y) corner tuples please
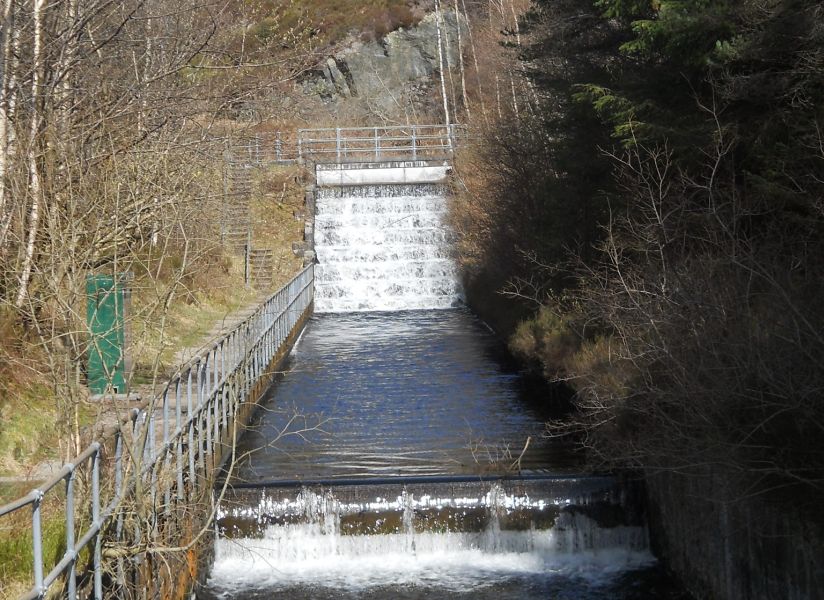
(303, 11), (465, 118)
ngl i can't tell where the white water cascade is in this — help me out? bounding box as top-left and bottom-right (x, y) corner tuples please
(206, 480), (655, 597)
(313, 163), (463, 313)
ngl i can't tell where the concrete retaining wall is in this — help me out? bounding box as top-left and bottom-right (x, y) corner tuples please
(646, 469), (823, 599)
(315, 163), (449, 186)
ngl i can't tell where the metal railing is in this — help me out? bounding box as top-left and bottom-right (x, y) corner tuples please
(216, 124), (467, 167)
(0, 265), (314, 599)
(297, 124), (465, 163)
(229, 131), (300, 165)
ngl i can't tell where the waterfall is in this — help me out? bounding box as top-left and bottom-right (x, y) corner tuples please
(313, 166), (463, 313)
(207, 478), (655, 596)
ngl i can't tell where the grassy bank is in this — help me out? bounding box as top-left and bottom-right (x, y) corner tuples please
(0, 162), (306, 477)
(0, 159), (307, 597)
(0, 487), (67, 599)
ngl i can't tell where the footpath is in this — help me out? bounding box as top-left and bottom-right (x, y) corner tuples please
(0, 294), (270, 488)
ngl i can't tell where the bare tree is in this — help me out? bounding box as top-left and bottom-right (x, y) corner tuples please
(434, 0), (452, 129)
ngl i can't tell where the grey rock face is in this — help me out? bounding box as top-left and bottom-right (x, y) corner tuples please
(323, 57), (352, 97)
(303, 11), (466, 115)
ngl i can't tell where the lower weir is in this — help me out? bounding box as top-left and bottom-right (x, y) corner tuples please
(203, 478), (654, 599)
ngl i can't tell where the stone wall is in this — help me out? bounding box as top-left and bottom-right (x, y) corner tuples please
(646, 470), (823, 599)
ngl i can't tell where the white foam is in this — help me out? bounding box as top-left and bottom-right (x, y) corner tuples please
(209, 527), (655, 593)
(210, 486), (654, 594)
(313, 184), (463, 313)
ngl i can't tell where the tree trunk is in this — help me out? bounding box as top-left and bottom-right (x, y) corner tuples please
(461, 0), (487, 123)
(453, 0), (470, 120)
(15, 0), (45, 309)
(434, 0), (452, 132)
(0, 0), (15, 249)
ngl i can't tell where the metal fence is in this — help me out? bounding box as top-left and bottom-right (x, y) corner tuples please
(0, 265), (314, 599)
(216, 125), (466, 167)
(297, 124), (466, 163)
(229, 131), (300, 165)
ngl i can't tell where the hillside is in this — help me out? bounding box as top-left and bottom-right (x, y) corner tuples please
(0, 0), (452, 480)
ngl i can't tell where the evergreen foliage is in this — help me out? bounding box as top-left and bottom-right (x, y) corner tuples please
(463, 0), (824, 517)
(455, 4), (824, 591)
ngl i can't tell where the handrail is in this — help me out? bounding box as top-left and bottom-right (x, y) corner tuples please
(218, 124), (467, 166)
(0, 264), (315, 599)
(297, 124), (466, 163)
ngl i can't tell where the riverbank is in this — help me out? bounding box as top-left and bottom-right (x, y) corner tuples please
(447, 1), (824, 596)
(0, 161), (305, 598)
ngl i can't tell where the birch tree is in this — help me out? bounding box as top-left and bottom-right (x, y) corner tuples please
(15, 0), (44, 309)
(0, 0), (15, 248)
(434, 0), (452, 129)
(454, 0), (471, 120)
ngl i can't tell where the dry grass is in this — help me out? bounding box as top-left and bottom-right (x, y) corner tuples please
(0, 500), (66, 599)
(509, 306), (580, 377)
(250, 163), (307, 291)
(247, 0), (422, 50)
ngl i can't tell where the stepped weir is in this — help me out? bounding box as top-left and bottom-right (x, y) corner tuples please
(201, 127), (666, 599)
(313, 163), (462, 312)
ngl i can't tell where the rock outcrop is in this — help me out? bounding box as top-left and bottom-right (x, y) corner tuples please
(303, 11), (466, 116)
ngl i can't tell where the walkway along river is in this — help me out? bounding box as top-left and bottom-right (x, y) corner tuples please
(198, 150), (683, 599)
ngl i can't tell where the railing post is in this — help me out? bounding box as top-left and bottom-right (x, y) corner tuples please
(220, 340), (227, 431)
(203, 357), (212, 474)
(412, 126), (417, 160)
(146, 411), (155, 464)
(114, 431), (123, 495)
(336, 127), (341, 162)
(32, 491), (43, 595)
(172, 380), (181, 501)
(374, 127), (379, 160)
(244, 236), (251, 289)
(66, 470), (77, 599)
(188, 366), (197, 499)
(162, 388), (170, 514)
(93, 446), (102, 599)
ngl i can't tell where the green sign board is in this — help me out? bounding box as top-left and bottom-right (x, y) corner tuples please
(86, 274), (129, 395)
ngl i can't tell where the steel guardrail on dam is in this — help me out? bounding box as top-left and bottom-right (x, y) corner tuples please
(0, 265), (314, 600)
(215, 124), (467, 167)
(297, 124), (466, 163)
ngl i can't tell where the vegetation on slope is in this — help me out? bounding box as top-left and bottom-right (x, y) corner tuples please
(451, 0), (824, 595)
(0, 0), (429, 476)
(0, 0), (444, 595)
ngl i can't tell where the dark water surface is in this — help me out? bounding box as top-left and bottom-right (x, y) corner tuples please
(232, 309), (576, 483)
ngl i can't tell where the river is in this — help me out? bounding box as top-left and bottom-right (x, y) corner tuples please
(199, 310), (682, 599)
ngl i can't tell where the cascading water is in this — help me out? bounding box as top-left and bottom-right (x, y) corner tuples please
(313, 173), (463, 312)
(204, 479), (657, 599)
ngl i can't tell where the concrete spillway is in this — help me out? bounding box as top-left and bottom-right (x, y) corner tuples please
(205, 478), (655, 599)
(312, 162), (463, 313)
